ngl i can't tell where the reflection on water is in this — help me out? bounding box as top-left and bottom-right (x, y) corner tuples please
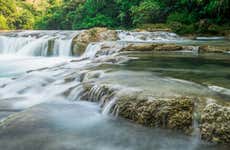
(123, 52), (230, 89)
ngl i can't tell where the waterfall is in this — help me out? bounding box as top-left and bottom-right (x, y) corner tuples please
(0, 36), (35, 54)
(53, 39), (73, 56)
(0, 30), (186, 57)
(0, 31), (79, 56)
(102, 97), (117, 115)
(68, 85), (84, 101)
(17, 36), (50, 56)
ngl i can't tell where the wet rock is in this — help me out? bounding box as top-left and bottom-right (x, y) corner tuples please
(154, 44), (183, 51)
(82, 70), (104, 82)
(72, 42), (87, 56)
(82, 83), (115, 103)
(199, 45), (230, 53)
(121, 43), (156, 51)
(200, 103), (230, 144)
(72, 28), (118, 56)
(121, 43), (183, 52)
(93, 55), (130, 64)
(94, 42), (124, 57)
(116, 96), (194, 131)
(73, 28), (118, 44)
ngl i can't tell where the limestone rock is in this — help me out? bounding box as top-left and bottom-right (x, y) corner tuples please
(121, 43), (183, 52)
(72, 28), (118, 56)
(200, 103), (230, 144)
(199, 45), (229, 53)
(116, 96), (194, 131)
(154, 44), (183, 51)
(121, 43), (156, 51)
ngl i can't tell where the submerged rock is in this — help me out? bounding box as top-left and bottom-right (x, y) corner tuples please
(200, 103), (230, 144)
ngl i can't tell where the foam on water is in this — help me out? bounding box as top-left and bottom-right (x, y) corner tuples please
(208, 85), (230, 97)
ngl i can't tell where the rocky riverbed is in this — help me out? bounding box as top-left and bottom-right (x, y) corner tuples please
(0, 29), (229, 149)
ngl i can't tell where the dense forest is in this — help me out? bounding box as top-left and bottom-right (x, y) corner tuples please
(0, 0), (230, 34)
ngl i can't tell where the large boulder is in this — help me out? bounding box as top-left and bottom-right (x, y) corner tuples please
(72, 28), (118, 56)
(200, 103), (230, 144)
(73, 27), (118, 43)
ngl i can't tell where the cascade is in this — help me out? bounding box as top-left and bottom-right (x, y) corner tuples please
(0, 30), (187, 57)
(0, 31), (79, 56)
(81, 43), (102, 59)
(117, 30), (183, 42)
(102, 97), (117, 115)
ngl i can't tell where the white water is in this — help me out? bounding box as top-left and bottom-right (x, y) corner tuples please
(0, 31), (80, 56)
(117, 30), (183, 42)
(0, 30), (188, 57)
(102, 97), (117, 115)
(81, 43), (102, 59)
(209, 85), (230, 97)
(0, 57), (89, 109)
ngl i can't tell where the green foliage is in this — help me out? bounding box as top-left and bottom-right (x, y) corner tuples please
(0, 0), (36, 29)
(167, 12), (197, 24)
(0, 15), (8, 29)
(72, 0), (117, 29)
(73, 14), (114, 29)
(0, 0), (229, 34)
(115, 0), (140, 26)
(14, 9), (35, 29)
(131, 0), (161, 25)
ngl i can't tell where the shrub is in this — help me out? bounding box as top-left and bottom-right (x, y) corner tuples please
(168, 21), (196, 34)
(167, 11), (197, 25)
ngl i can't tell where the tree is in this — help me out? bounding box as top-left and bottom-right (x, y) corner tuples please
(0, 15), (8, 29)
(131, 0), (161, 25)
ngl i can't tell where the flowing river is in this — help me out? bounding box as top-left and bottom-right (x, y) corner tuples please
(0, 30), (229, 150)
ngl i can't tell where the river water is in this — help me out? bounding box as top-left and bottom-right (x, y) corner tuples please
(0, 31), (229, 150)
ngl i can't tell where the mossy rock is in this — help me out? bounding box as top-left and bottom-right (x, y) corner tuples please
(200, 103), (230, 144)
(116, 96), (194, 131)
(154, 44), (183, 51)
(199, 45), (230, 53)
